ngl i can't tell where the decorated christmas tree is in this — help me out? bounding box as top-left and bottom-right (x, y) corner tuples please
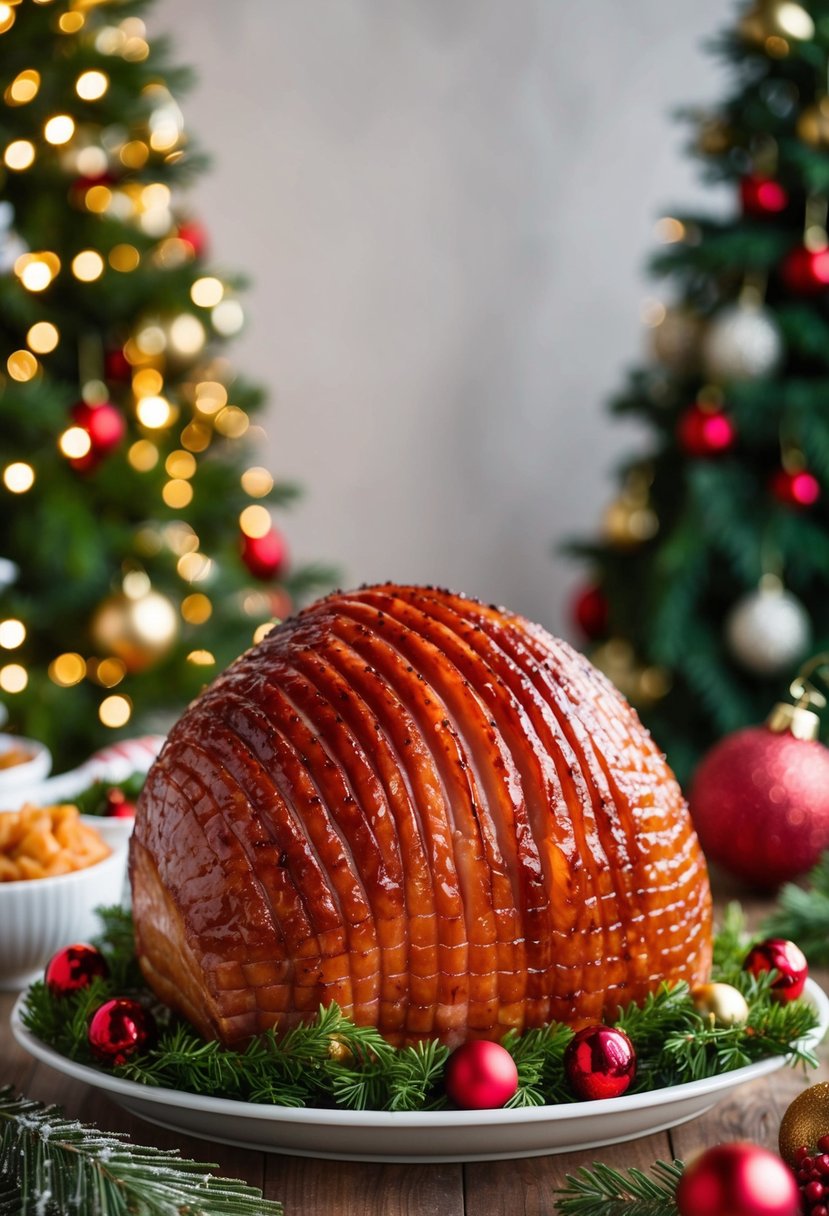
(0, 0), (331, 770)
(571, 0), (829, 784)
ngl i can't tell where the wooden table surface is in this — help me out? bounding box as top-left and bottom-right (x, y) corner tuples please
(1, 891), (823, 1215)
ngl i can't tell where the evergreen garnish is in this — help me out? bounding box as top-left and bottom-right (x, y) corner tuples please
(17, 907), (820, 1114)
(764, 852), (829, 964)
(554, 1159), (683, 1216)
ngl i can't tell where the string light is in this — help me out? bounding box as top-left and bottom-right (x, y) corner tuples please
(99, 694), (132, 728)
(168, 314), (205, 355)
(81, 379), (108, 405)
(191, 277), (224, 307)
(123, 570), (151, 599)
(164, 522), (199, 556)
(241, 467), (274, 498)
(165, 450), (196, 479)
(85, 185), (112, 213)
(135, 324), (166, 355)
(4, 140), (35, 171)
(58, 12), (84, 33)
(19, 262), (53, 291)
(44, 114), (75, 145)
(7, 350), (38, 382)
(119, 140), (148, 169)
(72, 250), (104, 282)
(240, 505), (272, 539)
(48, 652), (86, 687)
(128, 439), (159, 471)
(152, 237), (192, 268)
(162, 478), (194, 508)
(5, 69), (40, 106)
(253, 622), (276, 644)
(194, 382), (227, 415)
(211, 299), (244, 335)
(177, 552), (212, 582)
(0, 6), (16, 35)
(96, 658), (126, 687)
(136, 396), (172, 428)
(133, 368), (163, 397)
(214, 406), (249, 438)
(76, 70), (109, 101)
(3, 462), (35, 493)
(187, 649), (215, 666)
(109, 243), (140, 272)
(0, 664), (27, 694)
(0, 620), (25, 649)
(180, 421), (211, 452)
(181, 593), (212, 623)
(59, 427), (92, 460)
(27, 321), (59, 353)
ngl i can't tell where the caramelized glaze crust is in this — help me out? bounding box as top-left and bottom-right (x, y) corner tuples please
(131, 585), (712, 1047)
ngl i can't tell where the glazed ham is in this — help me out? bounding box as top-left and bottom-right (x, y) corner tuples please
(131, 584), (712, 1048)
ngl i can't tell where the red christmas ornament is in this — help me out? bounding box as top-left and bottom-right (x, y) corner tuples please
(241, 527), (288, 581)
(88, 998), (156, 1065)
(71, 401), (126, 455)
(104, 788), (136, 818)
(104, 347), (132, 384)
(689, 714), (829, 889)
(740, 175), (789, 217)
(677, 404), (737, 457)
(45, 943), (109, 997)
(571, 584), (609, 641)
(177, 219), (208, 259)
(781, 245), (829, 294)
(563, 1025), (636, 1101)
(744, 938), (808, 1003)
(444, 1040), (519, 1109)
(676, 1142), (800, 1216)
(771, 468), (821, 507)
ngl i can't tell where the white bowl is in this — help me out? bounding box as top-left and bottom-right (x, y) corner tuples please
(0, 844), (127, 990)
(0, 734), (52, 802)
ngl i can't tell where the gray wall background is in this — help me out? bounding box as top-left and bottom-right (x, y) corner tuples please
(163, 0), (729, 634)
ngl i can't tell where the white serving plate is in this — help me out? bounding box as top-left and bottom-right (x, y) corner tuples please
(0, 734), (51, 800)
(11, 979), (829, 1162)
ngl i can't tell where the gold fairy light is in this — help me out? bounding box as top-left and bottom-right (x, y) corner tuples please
(136, 395), (172, 428)
(76, 70), (109, 101)
(109, 243), (140, 272)
(95, 25), (125, 54)
(163, 479), (193, 509)
(191, 277), (224, 308)
(96, 657), (126, 687)
(27, 321), (59, 353)
(85, 184), (112, 213)
(4, 140), (35, 170)
(58, 12), (84, 33)
(241, 467), (274, 498)
(141, 183), (171, 210)
(0, 664), (27, 693)
(7, 350), (38, 382)
(176, 551), (212, 582)
(133, 369), (164, 397)
(243, 591), (271, 616)
(81, 380), (107, 406)
(135, 325), (166, 355)
(44, 114), (75, 145)
(3, 462), (35, 493)
(128, 439), (159, 471)
(76, 146), (109, 177)
(253, 622), (276, 644)
(59, 427), (92, 459)
(654, 217), (686, 244)
(166, 450), (196, 479)
(0, 619), (25, 649)
(180, 421), (211, 452)
(72, 250), (104, 282)
(123, 570), (151, 599)
(152, 237), (192, 269)
(0, 5), (16, 35)
(119, 140), (148, 169)
(6, 70), (40, 106)
(165, 522), (198, 556)
(99, 694), (132, 728)
(195, 381), (227, 415)
(240, 505), (271, 539)
(169, 314), (205, 356)
(181, 593), (212, 624)
(214, 406), (249, 439)
(211, 299), (244, 335)
(48, 652), (86, 687)
(19, 262), (52, 292)
(187, 649), (215, 666)
(123, 36), (149, 62)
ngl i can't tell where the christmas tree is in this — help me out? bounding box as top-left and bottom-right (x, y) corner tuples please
(0, 0), (332, 770)
(571, 0), (829, 785)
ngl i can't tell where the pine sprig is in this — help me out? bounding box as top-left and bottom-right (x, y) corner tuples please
(764, 851), (829, 965)
(0, 1085), (282, 1216)
(554, 1159), (683, 1216)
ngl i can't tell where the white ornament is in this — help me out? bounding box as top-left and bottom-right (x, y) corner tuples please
(725, 585), (811, 675)
(702, 303), (784, 382)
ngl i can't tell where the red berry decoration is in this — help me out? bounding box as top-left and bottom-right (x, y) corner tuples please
(104, 788), (136, 818)
(740, 175), (789, 216)
(241, 527), (288, 581)
(444, 1040), (519, 1110)
(45, 943), (109, 997)
(71, 401), (126, 455)
(88, 998), (156, 1066)
(677, 404), (737, 457)
(771, 468), (821, 507)
(177, 218), (208, 258)
(744, 938), (808, 1003)
(563, 1025), (636, 1101)
(676, 1142), (800, 1216)
(571, 584), (609, 641)
(781, 245), (829, 294)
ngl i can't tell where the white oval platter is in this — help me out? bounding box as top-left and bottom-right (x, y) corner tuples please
(11, 979), (829, 1162)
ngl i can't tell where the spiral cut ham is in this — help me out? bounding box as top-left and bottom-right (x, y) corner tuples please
(131, 584), (712, 1048)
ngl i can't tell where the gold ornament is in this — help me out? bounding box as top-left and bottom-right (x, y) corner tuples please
(650, 306), (704, 375)
(739, 0), (814, 48)
(779, 1082), (829, 1165)
(798, 97), (829, 147)
(327, 1037), (353, 1064)
(91, 588), (178, 673)
(697, 115), (733, 156)
(590, 640), (669, 709)
(602, 499), (659, 548)
(691, 982), (750, 1028)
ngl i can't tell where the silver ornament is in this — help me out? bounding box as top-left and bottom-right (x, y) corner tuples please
(726, 585), (811, 675)
(702, 303), (783, 382)
(649, 307), (704, 374)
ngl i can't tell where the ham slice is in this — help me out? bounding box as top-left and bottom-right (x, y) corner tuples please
(131, 584), (712, 1048)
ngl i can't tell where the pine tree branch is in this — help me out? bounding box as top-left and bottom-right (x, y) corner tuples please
(554, 1159), (683, 1216)
(764, 852), (829, 965)
(0, 1086), (282, 1216)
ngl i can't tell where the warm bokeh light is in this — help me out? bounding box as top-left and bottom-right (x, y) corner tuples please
(96, 657), (126, 687)
(99, 694), (132, 728)
(187, 649), (215, 666)
(58, 11), (84, 33)
(240, 505), (272, 539)
(81, 379), (108, 406)
(128, 439), (159, 471)
(44, 114), (75, 145)
(48, 652), (86, 687)
(166, 450), (196, 479)
(136, 395), (172, 428)
(180, 421), (211, 452)
(76, 70), (109, 101)
(135, 324), (166, 355)
(20, 261), (52, 292)
(215, 406), (249, 438)
(4, 140), (35, 171)
(195, 382), (227, 415)
(169, 314), (205, 355)
(241, 467), (274, 498)
(0, 664), (27, 694)
(133, 368), (164, 397)
(7, 350), (38, 382)
(253, 622), (276, 644)
(0, 5), (16, 36)
(191, 277), (224, 308)
(6, 69), (41, 106)
(109, 243), (140, 272)
(27, 321), (59, 353)
(654, 217), (686, 244)
(163, 478), (194, 508)
(123, 570), (151, 599)
(85, 184), (112, 213)
(120, 140), (149, 169)
(3, 462), (35, 493)
(176, 551), (212, 582)
(59, 427), (92, 459)
(212, 299), (244, 335)
(72, 250), (104, 282)
(0, 619), (26, 650)
(181, 593), (212, 624)
(76, 145), (108, 177)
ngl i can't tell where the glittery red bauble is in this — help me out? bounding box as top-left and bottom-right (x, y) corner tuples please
(740, 175), (789, 216)
(104, 788), (136, 818)
(676, 1142), (800, 1216)
(744, 938), (808, 1003)
(241, 528), (288, 581)
(771, 469), (821, 507)
(563, 1025), (636, 1100)
(677, 404), (737, 457)
(571, 584), (609, 640)
(71, 401), (126, 455)
(45, 944), (109, 997)
(689, 727), (829, 888)
(178, 219), (208, 258)
(781, 245), (829, 294)
(444, 1040), (519, 1109)
(88, 998), (156, 1065)
(104, 347), (132, 384)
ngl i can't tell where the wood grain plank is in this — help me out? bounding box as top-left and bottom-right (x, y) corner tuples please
(268, 1157), (464, 1216)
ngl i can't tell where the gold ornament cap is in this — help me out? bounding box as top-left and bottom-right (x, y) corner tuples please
(766, 701), (821, 741)
(779, 1081), (829, 1165)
